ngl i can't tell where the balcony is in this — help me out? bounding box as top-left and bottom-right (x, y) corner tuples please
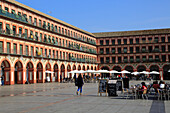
(0, 9), (96, 45)
(130, 59), (134, 63)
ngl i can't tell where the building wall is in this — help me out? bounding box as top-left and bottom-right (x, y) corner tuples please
(0, 0), (98, 85)
(95, 32), (170, 80)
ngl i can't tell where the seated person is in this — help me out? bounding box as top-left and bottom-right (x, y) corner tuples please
(153, 81), (159, 92)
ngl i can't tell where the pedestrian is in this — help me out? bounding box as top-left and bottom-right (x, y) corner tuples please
(60, 74), (62, 83)
(76, 74), (84, 95)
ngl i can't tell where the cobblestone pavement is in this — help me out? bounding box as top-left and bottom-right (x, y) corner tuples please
(0, 81), (170, 113)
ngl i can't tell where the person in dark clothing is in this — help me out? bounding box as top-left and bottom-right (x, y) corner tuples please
(76, 74), (84, 95)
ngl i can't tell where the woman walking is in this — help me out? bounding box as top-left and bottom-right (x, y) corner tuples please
(76, 74), (84, 95)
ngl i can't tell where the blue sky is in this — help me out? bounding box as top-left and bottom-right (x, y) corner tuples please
(16, 0), (170, 33)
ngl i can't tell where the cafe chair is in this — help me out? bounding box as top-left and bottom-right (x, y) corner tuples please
(122, 88), (129, 99)
(142, 89), (148, 100)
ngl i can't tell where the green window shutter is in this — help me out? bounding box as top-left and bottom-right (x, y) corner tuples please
(7, 42), (10, 53)
(20, 45), (23, 54)
(0, 41), (3, 53)
(26, 46), (28, 55)
(14, 44), (16, 54)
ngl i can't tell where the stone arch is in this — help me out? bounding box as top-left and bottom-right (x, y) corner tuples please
(150, 65), (160, 80)
(112, 65), (121, 76)
(60, 64), (65, 82)
(82, 65), (85, 70)
(54, 63), (59, 82)
(163, 65), (170, 80)
(101, 66), (110, 78)
(78, 65), (81, 70)
(95, 66), (97, 70)
(136, 65), (147, 72)
(1, 60), (11, 85)
(14, 61), (23, 84)
(87, 65), (89, 70)
(26, 62), (34, 83)
(67, 64), (71, 78)
(124, 65), (134, 79)
(36, 62), (43, 83)
(45, 62), (52, 82)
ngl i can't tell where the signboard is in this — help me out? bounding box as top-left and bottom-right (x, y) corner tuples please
(123, 78), (129, 88)
(98, 79), (108, 96)
(107, 83), (117, 96)
(116, 80), (123, 91)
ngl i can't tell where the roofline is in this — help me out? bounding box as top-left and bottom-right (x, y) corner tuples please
(93, 28), (170, 38)
(6, 0), (95, 37)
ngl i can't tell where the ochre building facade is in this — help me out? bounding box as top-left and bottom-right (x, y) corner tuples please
(0, 0), (97, 85)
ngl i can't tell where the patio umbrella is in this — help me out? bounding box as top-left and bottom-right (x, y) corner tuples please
(95, 70), (110, 73)
(109, 70), (120, 74)
(45, 70), (54, 74)
(139, 71), (150, 75)
(168, 70), (170, 72)
(131, 72), (139, 75)
(149, 71), (159, 74)
(121, 70), (131, 74)
(86, 70), (96, 73)
(68, 70), (80, 73)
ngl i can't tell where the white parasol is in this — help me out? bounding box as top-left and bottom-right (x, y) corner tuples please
(131, 72), (140, 75)
(109, 70), (120, 74)
(149, 71), (160, 74)
(139, 71), (150, 75)
(121, 70), (131, 74)
(95, 70), (110, 73)
(45, 70), (54, 74)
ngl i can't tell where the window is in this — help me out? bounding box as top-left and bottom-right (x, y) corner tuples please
(136, 47), (139, 53)
(118, 48), (121, 53)
(100, 57), (104, 63)
(155, 55), (160, 62)
(34, 18), (37, 26)
(118, 57), (121, 63)
(0, 22), (2, 30)
(31, 46), (33, 56)
(168, 45), (170, 52)
(124, 47), (127, 53)
(51, 24), (54, 31)
(48, 23), (50, 30)
(136, 56), (140, 62)
(19, 27), (22, 35)
(142, 38), (146, 43)
(43, 21), (46, 29)
(53, 50), (55, 58)
(124, 57), (128, 63)
(65, 29), (67, 35)
(6, 24), (10, 34)
(55, 25), (57, 32)
(106, 48), (109, 54)
(112, 40), (115, 45)
(162, 55), (166, 62)
(136, 38), (139, 44)
(142, 46), (146, 52)
(24, 29), (28, 38)
(12, 26), (16, 35)
(112, 57), (115, 63)
(20, 45), (23, 55)
(35, 32), (38, 41)
(100, 40), (103, 45)
(106, 40), (109, 45)
(130, 47), (133, 53)
(130, 56), (133, 62)
(11, 9), (15, 14)
(60, 51), (62, 59)
(49, 49), (51, 57)
(62, 28), (64, 34)
(13, 43), (17, 54)
(0, 41), (3, 53)
(168, 37), (170, 42)
(130, 39), (133, 44)
(44, 34), (47, 42)
(112, 48), (115, 54)
(26, 46), (28, 56)
(148, 38), (152, 42)
(124, 39), (127, 44)
(149, 56), (153, 62)
(106, 57), (110, 63)
(5, 7), (9, 12)
(142, 56), (146, 62)
(7, 42), (10, 53)
(56, 50), (58, 59)
(162, 46), (165, 52)
(154, 37), (159, 43)
(100, 48), (104, 54)
(40, 33), (42, 42)
(39, 20), (42, 27)
(161, 37), (165, 42)
(148, 46), (152, 52)
(29, 16), (32, 23)
(45, 49), (47, 57)
(59, 27), (61, 33)
(118, 39), (121, 45)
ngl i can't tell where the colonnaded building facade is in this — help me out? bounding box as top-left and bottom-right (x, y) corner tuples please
(0, 0), (97, 85)
(94, 29), (170, 80)
(0, 0), (170, 85)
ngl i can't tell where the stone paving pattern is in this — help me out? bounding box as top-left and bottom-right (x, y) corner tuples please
(0, 81), (170, 113)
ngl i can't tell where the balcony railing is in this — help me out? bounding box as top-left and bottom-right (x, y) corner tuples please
(0, 9), (96, 45)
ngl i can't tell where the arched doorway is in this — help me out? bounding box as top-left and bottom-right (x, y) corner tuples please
(67, 64), (71, 79)
(78, 65), (81, 70)
(163, 65), (170, 80)
(113, 66), (121, 77)
(26, 62), (34, 84)
(60, 64), (65, 82)
(91, 66), (94, 78)
(73, 65), (76, 70)
(87, 66), (89, 70)
(54, 64), (59, 82)
(14, 61), (23, 84)
(137, 65), (146, 80)
(150, 65), (160, 80)
(101, 66), (110, 78)
(83, 65), (85, 70)
(46, 63), (51, 82)
(36, 62), (43, 83)
(125, 66), (133, 79)
(1, 60), (10, 85)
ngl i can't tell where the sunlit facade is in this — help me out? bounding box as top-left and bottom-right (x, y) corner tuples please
(0, 0), (97, 85)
